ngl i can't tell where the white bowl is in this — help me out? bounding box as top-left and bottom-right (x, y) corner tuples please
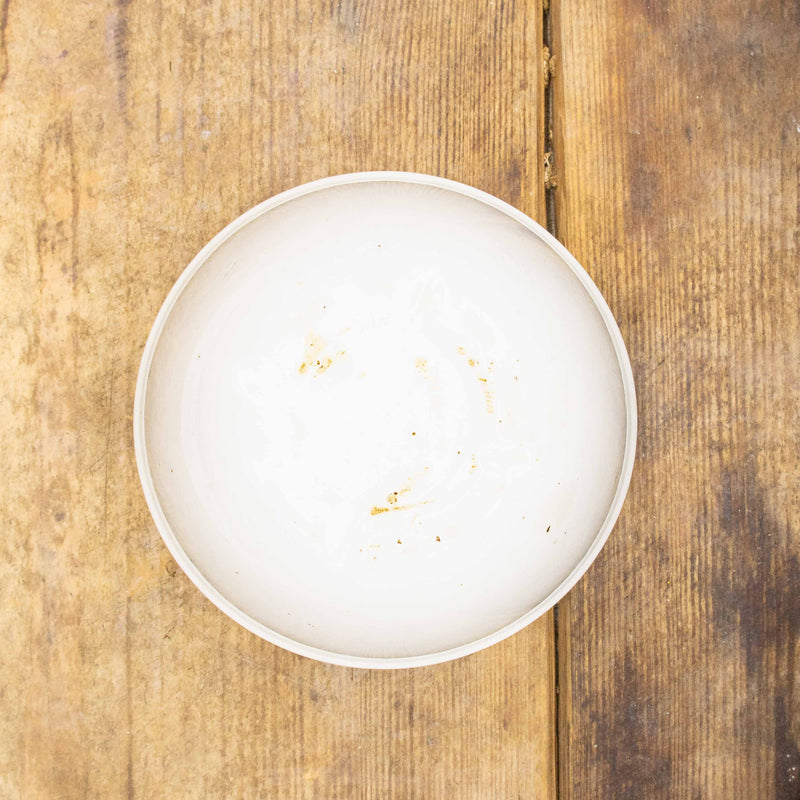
(134, 172), (636, 668)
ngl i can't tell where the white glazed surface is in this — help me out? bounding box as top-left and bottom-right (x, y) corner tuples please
(135, 173), (636, 667)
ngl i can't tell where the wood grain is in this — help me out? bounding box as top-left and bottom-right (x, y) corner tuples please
(553, 0), (800, 797)
(0, 0), (554, 798)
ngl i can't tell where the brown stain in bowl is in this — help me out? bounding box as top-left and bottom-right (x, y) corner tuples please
(478, 377), (495, 413)
(457, 346), (496, 414)
(386, 487), (412, 506)
(370, 500), (431, 516)
(298, 332), (346, 376)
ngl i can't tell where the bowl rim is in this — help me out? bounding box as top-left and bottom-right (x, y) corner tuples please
(133, 170), (638, 669)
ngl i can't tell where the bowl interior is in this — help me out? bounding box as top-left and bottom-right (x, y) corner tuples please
(139, 177), (632, 664)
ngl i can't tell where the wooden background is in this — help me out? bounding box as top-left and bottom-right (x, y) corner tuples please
(0, 0), (797, 797)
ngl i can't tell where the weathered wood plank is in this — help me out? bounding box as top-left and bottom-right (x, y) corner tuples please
(0, 0), (554, 797)
(554, 0), (800, 797)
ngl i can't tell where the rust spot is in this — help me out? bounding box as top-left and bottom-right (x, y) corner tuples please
(371, 506), (390, 515)
(397, 539), (402, 544)
(468, 358), (476, 367)
(435, 535), (441, 542)
(484, 390), (495, 414)
(470, 454), (477, 473)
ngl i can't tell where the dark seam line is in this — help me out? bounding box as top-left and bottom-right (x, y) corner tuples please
(553, 602), (562, 800)
(543, 0), (558, 239)
(543, 6), (562, 794)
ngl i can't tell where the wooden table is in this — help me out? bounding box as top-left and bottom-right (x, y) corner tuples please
(1, 1), (797, 797)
